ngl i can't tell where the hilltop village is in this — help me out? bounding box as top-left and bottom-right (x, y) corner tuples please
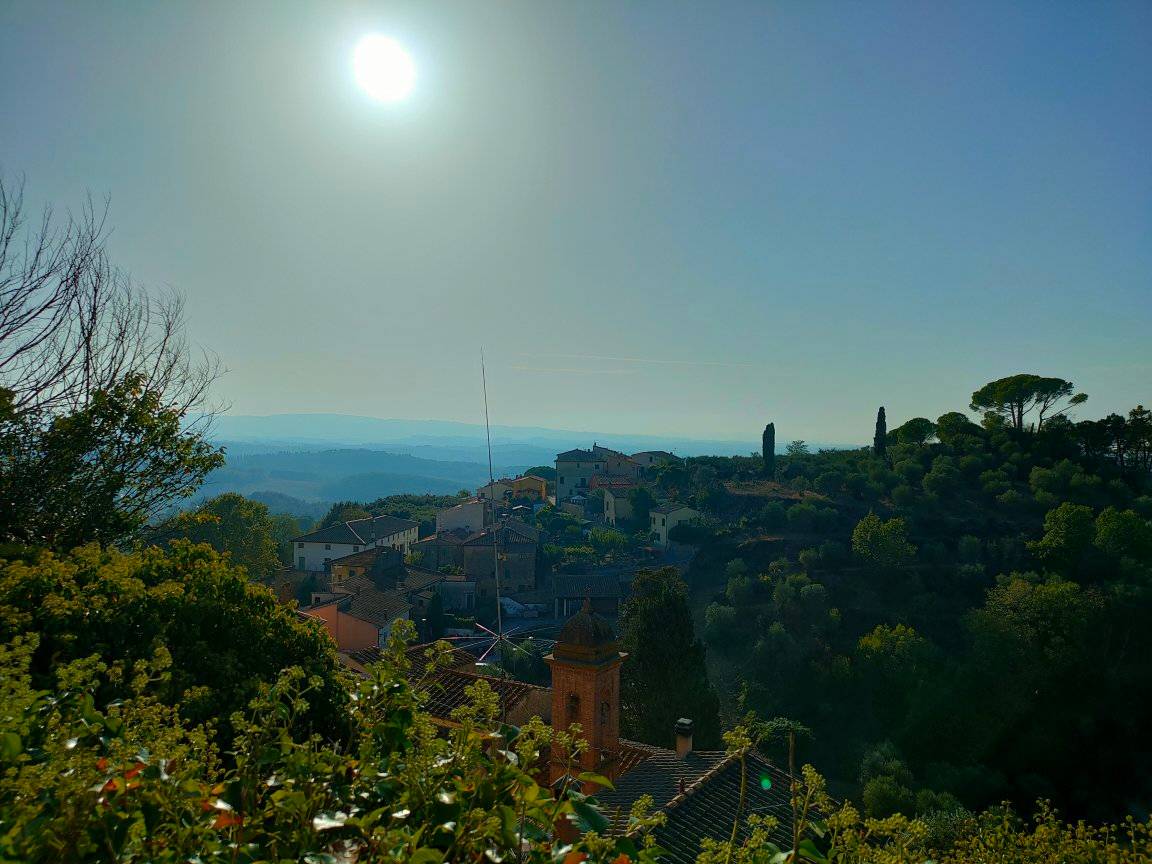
(279, 444), (702, 653)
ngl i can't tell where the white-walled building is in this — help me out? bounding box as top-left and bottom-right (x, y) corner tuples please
(436, 499), (489, 534)
(603, 488), (634, 528)
(649, 503), (702, 548)
(292, 515), (419, 573)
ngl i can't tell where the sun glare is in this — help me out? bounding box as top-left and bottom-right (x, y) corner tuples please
(353, 34), (416, 103)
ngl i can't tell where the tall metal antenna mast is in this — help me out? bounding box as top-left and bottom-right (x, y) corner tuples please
(480, 349), (506, 666)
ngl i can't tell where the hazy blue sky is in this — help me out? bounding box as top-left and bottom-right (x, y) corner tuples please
(2, 1), (1149, 443)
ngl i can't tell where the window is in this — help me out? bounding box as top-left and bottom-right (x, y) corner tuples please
(325, 543), (331, 550)
(567, 693), (580, 722)
(353, 545), (359, 552)
(297, 542), (304, 549)
(601, 701), (610, 726)
(662, 518), (666, 526)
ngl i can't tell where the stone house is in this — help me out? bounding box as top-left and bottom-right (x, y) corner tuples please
(291, 515), (418, 573)
(649, 503), (702, 548)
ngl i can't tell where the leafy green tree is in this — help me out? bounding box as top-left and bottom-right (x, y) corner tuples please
(786, 440), (809, 458)
(852, 512), (916, 568)
(970, 374), (1087, 432)
(856, 625), (940, 735)
(626, 486), (655, 530)
(936, 411), (982, 447)
(316, 500), (372, 529)
(0, 379), (223, 549)
(619, 568), (721, 749)
(0, 542), (345, 745)
(1093, 506), (1152, 564)
(0, 177), (222, 550)
(1028, 502), (1095, 575)
(873, 407), (887, 459)
(892, 417), (937, 446)
(589, 526), (628, 553)
(156, 493), (282, 580)
(269, 512), (303, 566)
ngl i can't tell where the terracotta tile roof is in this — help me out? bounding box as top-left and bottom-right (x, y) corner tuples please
(334, 576), (414, 631)
(381, 643), (549, 720)
(342, 584), (412, 628)
(597, 741), (726, 831)
(330, 547), (397, 567)
(597, 745), (796, 863)
(461, 522), (539, 547)
(556, 449), (596, 461)
(401, 566), (446, 592)
(651, 502), (699, 516)
(292, 515), (418, 545)
(649, 752), (795, 861)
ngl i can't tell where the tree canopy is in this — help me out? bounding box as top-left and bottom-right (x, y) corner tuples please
(970, 374), (1087, 431)
(619, 567), (722, 750)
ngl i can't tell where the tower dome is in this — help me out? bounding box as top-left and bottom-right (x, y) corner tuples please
(554, 598), (618, 663)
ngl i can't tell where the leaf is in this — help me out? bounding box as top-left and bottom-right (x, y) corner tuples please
(0, 732), (21, 760)
(213, 811), (244, 829)
(795, 838), (828, 863)
(571, 799), (609, 834)
(577, 771), (615, 791)
(408, 850), (444, 864)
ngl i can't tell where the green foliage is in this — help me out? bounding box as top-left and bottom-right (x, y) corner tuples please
(971, 374), (1087, 431)
(851, 512), (916, 568)
(0, 377), (223, 549)
(891, 417), (937, 446)
(316, 500), (371, 528)
(0, 623), (666, 863)
(627, 485), (656, 528)
(873, 407), (887, 459)
(762, 422), (776, 476)
(154, 493), (283, 579)
(620, 568), (722, 749)
(0, 543), (344, 746)
(588, 526), (628, 553)
(1028, 501), (1095, 575)
(786, 440), (810, 458)
(935, 410), (983, 447)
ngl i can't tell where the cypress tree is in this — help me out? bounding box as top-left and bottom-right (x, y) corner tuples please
(619, 567), (722, 749)
(762, 422), (776, 476)
(874, 407), (887, 459)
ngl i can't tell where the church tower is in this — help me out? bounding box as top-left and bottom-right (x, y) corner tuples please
(546, 599), (627, 783)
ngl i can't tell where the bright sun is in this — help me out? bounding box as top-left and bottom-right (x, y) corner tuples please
(353, 34), (416, 103)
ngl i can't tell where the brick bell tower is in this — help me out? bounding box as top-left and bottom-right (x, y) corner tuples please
(546, 599), (628, 784)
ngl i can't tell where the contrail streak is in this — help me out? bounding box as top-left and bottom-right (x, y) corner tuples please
(516, 352), (755, 369)
(510, 365), (637, 375)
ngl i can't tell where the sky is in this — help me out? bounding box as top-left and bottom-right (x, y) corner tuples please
(2, 0), (1149, 444)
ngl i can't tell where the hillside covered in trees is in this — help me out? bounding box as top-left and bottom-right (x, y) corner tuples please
(648, 376), (1152, 824)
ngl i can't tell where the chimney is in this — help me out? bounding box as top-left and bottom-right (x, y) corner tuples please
(675, 717), (693, 759)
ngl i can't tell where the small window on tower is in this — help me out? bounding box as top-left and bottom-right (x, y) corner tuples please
(567, 693), (580, 721)
(601, 700), (610, 726)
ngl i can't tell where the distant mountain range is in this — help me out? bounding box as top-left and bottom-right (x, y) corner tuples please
(207, 413), (760, 465)
(195, 413), (829, 518)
